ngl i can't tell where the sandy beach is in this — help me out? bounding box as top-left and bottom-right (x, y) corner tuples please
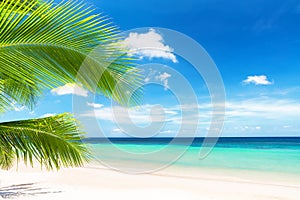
(1, 162), (300, 200)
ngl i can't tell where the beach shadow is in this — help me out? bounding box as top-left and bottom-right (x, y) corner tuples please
(0, 183), (62, 199)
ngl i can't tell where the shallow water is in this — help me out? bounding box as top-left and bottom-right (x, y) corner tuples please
(85, 137), (300, 174)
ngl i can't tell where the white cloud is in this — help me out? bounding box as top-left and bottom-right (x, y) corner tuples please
(156, 72), (171, 81)
(144, 77), (150, 83)
(255, 126), (261, 130)
(81, 104), (178, 125)
(10, 101), (26, 112)
(122, 29), (178, 63)
(13, 105), (26, 112)
(87, 102), (104, 108)
(159, 130), (174, 134)
(156, 72), (171, 90)
(112, 128), (124, 133)
(80, 96), (300, 135)
(143, 69), (172, 91)
(233, 125), (263, 132)
(40, 113), (56, 118)
(243, 75), (273, 85)
(225, 98), (300, 119)
(283, 125), (292, 129)
(51, 83), (88, 97)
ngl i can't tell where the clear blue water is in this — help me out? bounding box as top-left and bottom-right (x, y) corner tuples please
(84, 137), (300, 174)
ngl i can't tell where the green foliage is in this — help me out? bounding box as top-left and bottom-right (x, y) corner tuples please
(0, 0), (141, 170)
(0, 113), (89, 170)
(0, 0), (141, 112)
(0, 0), (42, 13)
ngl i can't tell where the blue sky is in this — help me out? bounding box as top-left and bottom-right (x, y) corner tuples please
(1, 0), (300, 137)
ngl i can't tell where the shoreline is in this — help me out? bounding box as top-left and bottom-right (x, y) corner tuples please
(1, 162), (300, 200)
(87, 162), (300, 187)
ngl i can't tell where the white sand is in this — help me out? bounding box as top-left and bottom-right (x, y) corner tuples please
(0, 163), (300, 200)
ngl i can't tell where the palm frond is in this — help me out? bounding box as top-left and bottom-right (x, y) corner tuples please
(0, 113), (90, 170)
(0, 141), (15, 170)
(0, 0), (42, 13)
(0, 0), (142, 113)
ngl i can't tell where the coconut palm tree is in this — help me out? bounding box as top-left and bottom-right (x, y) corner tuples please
(0, 0), (140, 170)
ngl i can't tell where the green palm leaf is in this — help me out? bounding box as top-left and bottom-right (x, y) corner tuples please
(0, 0), (142, 170)
(0, 113), (89, 170)
(0, 0), (41, 14)
(0, 0), (141, 112)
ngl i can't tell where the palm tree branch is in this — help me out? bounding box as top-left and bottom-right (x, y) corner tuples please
(0, 44), (141, 111)
(0, 113), (90, 170)
(0, 0), (142, 113)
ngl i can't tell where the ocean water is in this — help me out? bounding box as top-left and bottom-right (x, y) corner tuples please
(84, 137), (300, 174)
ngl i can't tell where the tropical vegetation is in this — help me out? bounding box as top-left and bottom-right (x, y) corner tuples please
(0, 0), (140, 170)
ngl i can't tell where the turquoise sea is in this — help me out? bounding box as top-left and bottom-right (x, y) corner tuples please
(84, 137), (300, 175)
